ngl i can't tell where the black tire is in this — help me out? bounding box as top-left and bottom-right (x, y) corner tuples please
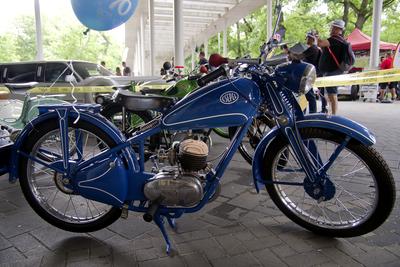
(262, 127), (395, 237)
(101, 104), (160, 154)
(212, 128), (230, 138)
(101, 104), (153, 132)
(229, 114), (276, 164)
(19, 119), (122, 233)
(350, 85), (359, 101)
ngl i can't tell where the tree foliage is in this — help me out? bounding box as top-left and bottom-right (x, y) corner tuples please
(0, 15), (123, 69)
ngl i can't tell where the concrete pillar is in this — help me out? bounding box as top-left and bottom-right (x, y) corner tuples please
(204, 39), (208, 58)
(266, 0), (273, 41)
(137, 31), (141, 75)
(223, 26), (228, 57)
(140, 14), (145, 75)
(34, 0), (43, 60)
(149, 0), (155, 75)
(174, 0), (184, 67)
(370, 0), (383, 69)
(218, 32), (221, 54)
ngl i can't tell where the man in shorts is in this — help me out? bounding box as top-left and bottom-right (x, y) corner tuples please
(379, 52), (397, 101)
(318, 20), (348, 115)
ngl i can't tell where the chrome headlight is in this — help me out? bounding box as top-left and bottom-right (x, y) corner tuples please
(299, 64), (316, 94)
(275, 62), (316, 95)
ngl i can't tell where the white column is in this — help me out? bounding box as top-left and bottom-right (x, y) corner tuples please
(223, 26), (228, 57)
(149, 0), (155, 75)
(370, 0), (383, 69)
(137, 31), (141, 75)
(204, 39), (208, 58)
(140, 14), (145, 75)
(34, 0), (43, 60)
(174, 0), (184, 67)
(218, 32), (221, 54)
(134, 45), (139, 76)
(266, 0), (273, 41)
(191, 45), (195, 70)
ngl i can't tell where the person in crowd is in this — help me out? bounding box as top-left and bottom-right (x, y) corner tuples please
(302, 30), (321, 113)
(318, 19), (348, 115)
(122, 61), (131, 76)
(198, 51), (208, 65)
(115, 67), (122, 76)
(379, 51), (397, 101)
(123, 66), (131, 76)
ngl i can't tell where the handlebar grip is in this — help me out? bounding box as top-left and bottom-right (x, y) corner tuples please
(197, 66), (227, 87)
(234, 58), (261, 65)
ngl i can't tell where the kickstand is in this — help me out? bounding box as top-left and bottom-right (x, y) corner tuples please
(153, 214), (172, 255)
(167, 217), (177, 231)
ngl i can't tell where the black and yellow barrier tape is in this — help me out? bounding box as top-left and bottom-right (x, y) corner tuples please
(0, 86), (114, 94)
(315, 68), (400, 87)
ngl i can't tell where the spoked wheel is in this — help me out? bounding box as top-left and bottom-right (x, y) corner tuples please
(263, 127), (395, 237)
(19, 119), (122, 232)
(229, 114), (275, 164)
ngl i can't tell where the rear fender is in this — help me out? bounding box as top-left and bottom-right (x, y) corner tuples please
(252, 114), (376, 192)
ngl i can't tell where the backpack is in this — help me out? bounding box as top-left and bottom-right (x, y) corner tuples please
(327, 37), (355, 72)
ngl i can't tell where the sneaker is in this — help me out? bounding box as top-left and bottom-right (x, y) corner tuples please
(321, 108), (328, 114)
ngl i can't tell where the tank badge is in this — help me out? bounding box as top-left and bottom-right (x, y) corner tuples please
(220, 91), (239, 104)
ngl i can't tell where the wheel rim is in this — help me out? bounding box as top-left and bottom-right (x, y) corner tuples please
(271, 138), (379, 230)
(27, 128), (114, 224)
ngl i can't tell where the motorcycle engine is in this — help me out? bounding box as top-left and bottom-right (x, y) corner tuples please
(144, 139), (209, 207)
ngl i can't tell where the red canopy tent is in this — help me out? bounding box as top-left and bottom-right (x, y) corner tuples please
(346, 28), (397, 51)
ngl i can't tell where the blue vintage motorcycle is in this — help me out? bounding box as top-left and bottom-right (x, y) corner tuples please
(8, 54), (395, 254)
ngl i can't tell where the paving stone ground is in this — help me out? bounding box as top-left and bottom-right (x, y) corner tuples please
(0, 100), (399, 266)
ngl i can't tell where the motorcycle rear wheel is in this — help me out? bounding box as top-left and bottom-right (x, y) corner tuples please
(19, 119), (122, 232)
(263, 127), (395, 237)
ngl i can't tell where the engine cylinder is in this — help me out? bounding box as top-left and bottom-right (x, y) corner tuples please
(179, 139), (208, 171)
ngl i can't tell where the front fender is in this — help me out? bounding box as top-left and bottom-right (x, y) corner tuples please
(252, 114), (376, 192)
(9, 108), (127, 183)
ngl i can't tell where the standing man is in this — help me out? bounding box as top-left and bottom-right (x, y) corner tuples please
(379, 51), (397, 101)
(302, 30), (321, 113)
(318, 19), (348, 115)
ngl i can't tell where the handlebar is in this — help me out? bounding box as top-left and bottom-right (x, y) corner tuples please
(197, 66), (227, 87)
(233, 58), (261, 65)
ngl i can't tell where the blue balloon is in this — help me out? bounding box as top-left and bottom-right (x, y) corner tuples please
(71, 0), (138, 31)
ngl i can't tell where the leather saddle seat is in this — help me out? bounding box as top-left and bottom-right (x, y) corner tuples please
(116, 89), (176, 112)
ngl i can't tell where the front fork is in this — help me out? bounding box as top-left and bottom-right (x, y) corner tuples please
(268, 90), (348, 201)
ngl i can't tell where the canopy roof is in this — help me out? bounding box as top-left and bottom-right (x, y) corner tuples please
(125, 0), (268, 75)
(347, 28), (397, 51)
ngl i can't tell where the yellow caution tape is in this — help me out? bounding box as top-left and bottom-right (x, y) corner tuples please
(315, 68), (400, 87)
(133, 84), (170, 92)
(0, 87), (10, 94)
(28, 86), (115, 94)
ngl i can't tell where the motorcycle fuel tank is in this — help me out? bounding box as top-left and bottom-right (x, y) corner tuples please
(162, 78), (260, 130)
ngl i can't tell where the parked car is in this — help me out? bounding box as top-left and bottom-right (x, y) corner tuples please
(337, 67), (363, 100)
(0, 60), (130, 102)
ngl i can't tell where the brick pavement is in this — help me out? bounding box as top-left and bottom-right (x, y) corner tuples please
(0, 101), (399, 266)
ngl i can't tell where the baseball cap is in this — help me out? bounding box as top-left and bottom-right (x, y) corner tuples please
(306, 29), (319, 39)
(331, 19), (345, 29)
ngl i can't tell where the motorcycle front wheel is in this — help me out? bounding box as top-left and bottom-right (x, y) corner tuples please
(19, 119), (122, 232)
(263, 127), (395, 237)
